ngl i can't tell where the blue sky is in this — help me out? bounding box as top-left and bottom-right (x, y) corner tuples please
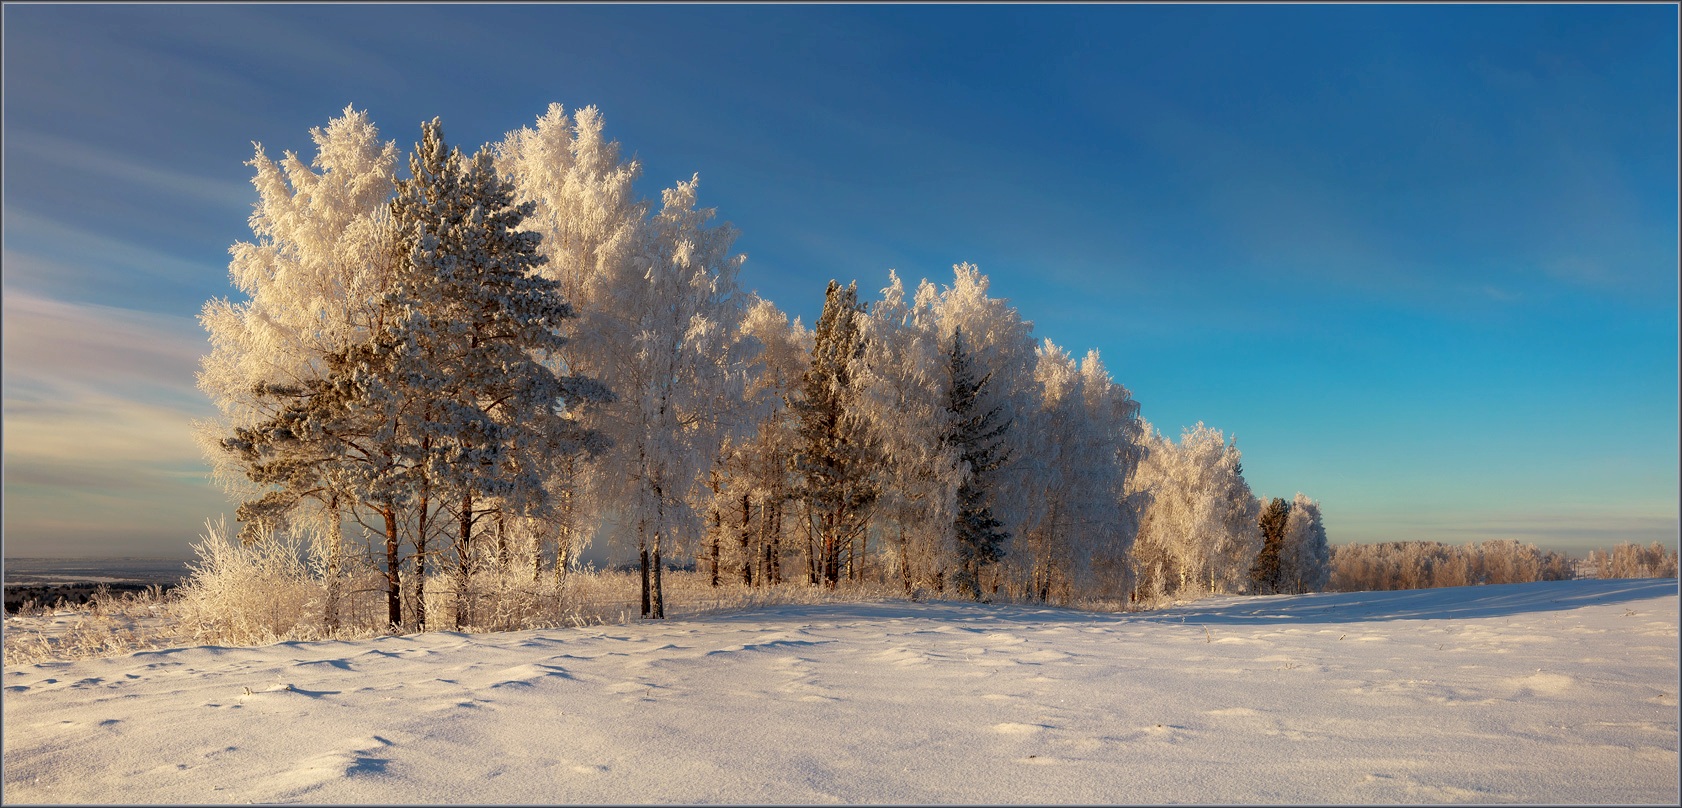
(3, 3), (1676, 560)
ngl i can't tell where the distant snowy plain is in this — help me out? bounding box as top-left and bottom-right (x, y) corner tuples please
(3, 578), (1677, 804)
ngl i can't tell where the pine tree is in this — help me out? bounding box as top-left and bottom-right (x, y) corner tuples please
(945, 327), (1012, 600)
(794, 280), (879, 587)
(380, 118), (609, 629)
(1250, 497), (1291, 595)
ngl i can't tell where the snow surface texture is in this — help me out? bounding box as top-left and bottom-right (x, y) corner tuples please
(3, 578), (1677, 804)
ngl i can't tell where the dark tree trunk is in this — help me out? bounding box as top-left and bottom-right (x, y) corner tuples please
(709, 519), (721, 588)
(383, 506), (402, 631)
(324, 496), (342, 632)
(454, 489), (474, 630)
(640, 545), (651, 618)
(414, 495), (430, 631)
(740, 494), (753, 587)
(651, 545), (665, 619)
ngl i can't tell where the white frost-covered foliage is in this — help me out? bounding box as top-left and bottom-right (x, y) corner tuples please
(499, 104), (754, 617)
(850, 265), (1039, 597)
(858, 271), (952, 591)
(612, 176), (753, 616)
(493, 103), (648, 569)
(1278, 492), (1331, 593)
(1015, 342), (1144, 601)
(703, 299), (811, 587)
(1130, 421), (1263, 601)
(197, 105), (399, 524)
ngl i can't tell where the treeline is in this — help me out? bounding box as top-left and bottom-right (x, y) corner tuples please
(1583, 542), (1680, 580)
(1329, 539), (1679, 592)
(195, 103), (1330, 635)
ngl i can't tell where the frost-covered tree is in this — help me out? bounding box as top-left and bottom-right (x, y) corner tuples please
(851, 264), (1041, 597)
(1080, 350), (1148, 598)
(198, 106), (400, 630)
(794, 280), (880, 587)
(1017, 342), (1143, 603)
(924, 264), (1040, 561)
(706, 300), (811, 587)
(499, 105), (750, 618)
(379, 118), (609, 629)
(1130, 421), (1262, 601)
(1278, 492), (1330, 593)
(612, 177), (750, 617)
(856, 271), (949, 593)
(495, 104), (645, 576)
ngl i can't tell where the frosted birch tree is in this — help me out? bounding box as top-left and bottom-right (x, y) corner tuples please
(1130, 421), (1262, 601)
(494, 104), (645, 577)
(602, 176), (751, 617)
(197, 106), (400, 630)
(1017, 343), (1142, 602)
(1080, 350), (1147, 598)
(706, 300), (810, 587)
(1278, 492), (1330, 593)
(856, 271), (949, 593)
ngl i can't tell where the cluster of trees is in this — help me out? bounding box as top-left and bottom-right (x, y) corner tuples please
(197, 104), (1333, 633)
(1328, 539), (1577, 591)
(1329, 539), (1681, 592)
(1584, 542), (1680, 580)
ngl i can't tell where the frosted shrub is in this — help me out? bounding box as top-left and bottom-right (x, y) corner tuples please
(171, 519), (331, 645)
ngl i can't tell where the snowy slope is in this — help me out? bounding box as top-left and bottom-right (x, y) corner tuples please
(3, 578), (1677, 804)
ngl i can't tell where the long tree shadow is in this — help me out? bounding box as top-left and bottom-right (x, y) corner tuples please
(699, 578), (1677, 628)
(1136, 577), (1679, 626)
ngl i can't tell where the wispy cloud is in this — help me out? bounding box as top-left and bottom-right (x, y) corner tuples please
(2, 288), (208, 403)
(1, 214), (226, 298)
(6, 130), (254, 211)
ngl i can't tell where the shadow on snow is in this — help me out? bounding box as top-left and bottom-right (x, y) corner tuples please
(699, 578), (1678, 628)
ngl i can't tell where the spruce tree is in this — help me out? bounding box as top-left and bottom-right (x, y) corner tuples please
(1250, 497), (1292, 594)
(945, 327), (1012, 600)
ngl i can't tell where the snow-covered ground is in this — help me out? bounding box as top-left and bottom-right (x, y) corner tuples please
(3, 578), (1677, 804)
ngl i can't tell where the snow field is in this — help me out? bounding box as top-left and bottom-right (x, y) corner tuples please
(3, 578), (1677, 804)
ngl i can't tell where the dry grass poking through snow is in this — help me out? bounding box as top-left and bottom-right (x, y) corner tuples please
(1, 572), (926, 668)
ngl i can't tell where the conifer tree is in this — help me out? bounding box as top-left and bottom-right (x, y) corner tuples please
(945, 327), (1012, 599)
(1250, 497), (1292, 595)
(794, 280), (879, 587)
(381, 118), (609, 629)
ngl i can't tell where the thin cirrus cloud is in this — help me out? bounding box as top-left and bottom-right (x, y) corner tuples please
(3, 211), (228, 307)
(6, 130), (254, 212)
(1, 286), (208, 403)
